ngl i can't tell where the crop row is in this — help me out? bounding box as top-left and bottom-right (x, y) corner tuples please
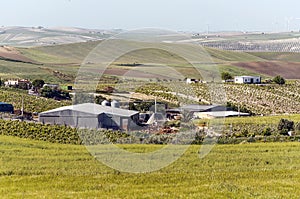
(0, 87), (71, 113)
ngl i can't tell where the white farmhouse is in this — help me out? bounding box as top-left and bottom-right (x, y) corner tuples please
(186, 78), (200, 84)
(234, 76), (261, 84)
(4, 80), (18, 86)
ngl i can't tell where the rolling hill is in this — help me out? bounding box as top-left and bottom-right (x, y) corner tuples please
(0, 37), (300, 83)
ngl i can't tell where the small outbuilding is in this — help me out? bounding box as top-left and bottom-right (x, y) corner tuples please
(39, 103), (139, 130)
(186, 78), (200, 84)
(0, 102), (14, 113)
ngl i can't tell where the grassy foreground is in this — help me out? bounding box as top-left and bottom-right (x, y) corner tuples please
(1, 136), (300, 198)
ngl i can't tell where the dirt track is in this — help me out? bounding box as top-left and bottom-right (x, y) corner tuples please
(233, 61), (300, 79)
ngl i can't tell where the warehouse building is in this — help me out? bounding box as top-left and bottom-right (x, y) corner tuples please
(39, 103), (139, 131)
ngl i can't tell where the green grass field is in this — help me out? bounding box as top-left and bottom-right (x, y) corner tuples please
(1, 135), (300, 198)
(1, 39), (300, 84)
(223, 114), (300, 125)
(6, 40), (297, 84)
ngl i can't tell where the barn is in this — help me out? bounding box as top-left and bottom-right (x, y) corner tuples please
(39, 103), (139, 130)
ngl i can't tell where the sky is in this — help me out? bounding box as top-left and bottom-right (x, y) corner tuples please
(2, 0), (300, 32)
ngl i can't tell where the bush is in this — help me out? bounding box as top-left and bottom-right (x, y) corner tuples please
(273, 75), (285, 85)
(32, 79), (45, 88)
(295, 122), (300, 134)
(262, 127), (272, 136)
(221, 72), (233, 80)
(278, 119), (294, 135)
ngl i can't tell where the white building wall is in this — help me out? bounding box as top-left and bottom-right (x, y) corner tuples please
(234, 76), (261, 84)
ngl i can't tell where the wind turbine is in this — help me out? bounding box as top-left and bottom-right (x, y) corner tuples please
(285, 17), (293, 32)
(295, 18), (300, 32)
(272, 20), (279, 33)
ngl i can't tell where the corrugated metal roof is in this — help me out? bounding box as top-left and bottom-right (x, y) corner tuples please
(196, 111), (250, 118)
(0, 102), (12, 105)
(180, 104), (223, 112)
(40, 103), (139, 117)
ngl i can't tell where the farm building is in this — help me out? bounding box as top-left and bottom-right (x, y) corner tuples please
(186, 78), (200, 84)
(43, 84), (59, 89)
(4, 79), (31, 87)
(234, 76), (261, 84)
(0, 102), (14, 113)
(167, 104), (249, 119)
(180, 104), (230, 113)
(194, 111), (250, 119)
(39, 103), (139, 130)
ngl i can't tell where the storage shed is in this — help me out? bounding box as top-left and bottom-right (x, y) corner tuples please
(39, 103), (139, 130)
(0, 102), (14, 113)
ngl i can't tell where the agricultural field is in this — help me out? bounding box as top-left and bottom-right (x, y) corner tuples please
(2, 38), (300, 116)
(131, 80), (300, 115)
(0, 87), (71, 113)
(1, 135), (300, 198)
(2, 38), (300, 83)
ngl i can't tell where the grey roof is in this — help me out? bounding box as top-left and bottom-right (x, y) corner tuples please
(40, 103), (139, 117)
(180, 104), (224, 112)
(235, 76), (261, 78)
(197, 111), (250, 118)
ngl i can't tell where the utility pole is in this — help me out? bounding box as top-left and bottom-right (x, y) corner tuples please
(206, 23), (210, 35)
(154, 97), (157, 113)
(21, 95), (24, 117)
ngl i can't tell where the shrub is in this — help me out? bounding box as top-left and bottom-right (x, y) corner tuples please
(221, 72), (233, 80)
(32, 79), (45, 88)
(295, 122), (300, 134)
(273, 75), (285, 85)
(262, 127), (272, 136)
(278, 119), (294, 135)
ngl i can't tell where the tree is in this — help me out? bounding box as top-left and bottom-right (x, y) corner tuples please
(221, 72), (233, 80)
(41, 86), (54, 98)
(32, 79), (45, 88)
(273, 75), (285, 85)
(295, 122), (300, 134)
(278, 118), (294, 135)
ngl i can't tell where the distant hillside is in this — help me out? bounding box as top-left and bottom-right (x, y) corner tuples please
(0, 26), (118, 47)
(0, 38), (299, 83)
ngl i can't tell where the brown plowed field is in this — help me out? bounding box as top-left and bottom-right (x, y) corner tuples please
(233, 61), (300, 79)
(0, 46), (35, 63)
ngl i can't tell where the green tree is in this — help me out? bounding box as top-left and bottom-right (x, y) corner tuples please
(273, 75), (285, 85)
(32, 79), (45, 88)
(295, 122), (300, 134)
(262, 127), (272, 136)
(221, 72), (233, 80)
(41, 86), (54, 98)
(278, 118), (294, 135)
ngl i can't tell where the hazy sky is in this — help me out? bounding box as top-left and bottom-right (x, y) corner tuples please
(2, 0), (300, 32)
